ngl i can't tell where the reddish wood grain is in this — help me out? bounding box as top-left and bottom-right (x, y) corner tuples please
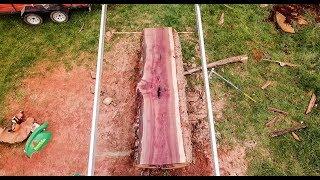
(136, 27), (187, 168)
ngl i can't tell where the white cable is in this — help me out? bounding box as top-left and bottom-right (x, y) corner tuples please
(87, 4), (107, 176)
(194, 4), (221, 176)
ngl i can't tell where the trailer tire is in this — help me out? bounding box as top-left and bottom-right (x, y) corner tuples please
(50, 11), (69, 23)
(23, 13), (43, 25)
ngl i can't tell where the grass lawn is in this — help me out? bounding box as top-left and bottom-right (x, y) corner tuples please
(0, 6), (101, 121)
(0, 4), (319, 175)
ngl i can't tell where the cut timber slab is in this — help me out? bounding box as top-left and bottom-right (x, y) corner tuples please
(136, 27), (191, 169)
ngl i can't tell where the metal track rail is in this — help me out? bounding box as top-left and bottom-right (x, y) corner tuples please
(86, 4), (220, 176)
(195, 4), (220, 176)
(87, 4), (107, 176)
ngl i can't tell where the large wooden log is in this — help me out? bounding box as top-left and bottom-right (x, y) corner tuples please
(135, 27), (191, 169)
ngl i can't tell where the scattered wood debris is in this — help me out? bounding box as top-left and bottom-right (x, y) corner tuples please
(270, 4), (320, 33)
(270, 123), (307, 137)
(90, 85), (105, 95)
(263, 59), (300, 67)
(275, 11), (295, 33)
(291, 132), (301, 141)
(269, 107), (289, 115)
(261, 80), (272, 89)
(184, 55), (248, 75)
(266, 116), (280, 127)
(277, 4), (320, 23)
(218, 12), (225, 26)
(305, 92), (317, 114)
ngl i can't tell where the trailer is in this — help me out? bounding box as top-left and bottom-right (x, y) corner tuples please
(0, 4), (91, 25)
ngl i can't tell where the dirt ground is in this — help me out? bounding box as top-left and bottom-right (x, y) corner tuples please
(0, 34), (247, 176)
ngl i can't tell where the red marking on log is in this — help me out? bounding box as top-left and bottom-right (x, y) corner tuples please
(136, 27), (187, 168)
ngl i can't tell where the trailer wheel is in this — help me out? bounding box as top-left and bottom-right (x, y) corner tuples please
(23, 13), (43, 25)
(50, 11), (69, 23)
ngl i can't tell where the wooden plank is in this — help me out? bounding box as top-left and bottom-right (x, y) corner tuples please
(135, 27), (188, 169)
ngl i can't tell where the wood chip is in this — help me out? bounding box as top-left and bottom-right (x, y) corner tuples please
(291, 132), (301, 141)
(103, 97), (113, 105)
(90, 71), (96, 79)
(261, 80), (272, 89)
(218, 12), (225, 26)
(90, 85), (95, 94)
(105, 29), (116, 41)
(305, 93), (317, 114)
(269, 107), (289, 115)
(275, 11), (295, 33)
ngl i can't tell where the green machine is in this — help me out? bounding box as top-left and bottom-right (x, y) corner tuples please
(24, 121), (52, 158)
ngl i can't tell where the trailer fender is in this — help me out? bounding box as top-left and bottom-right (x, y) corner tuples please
(21, 4), (69, 16)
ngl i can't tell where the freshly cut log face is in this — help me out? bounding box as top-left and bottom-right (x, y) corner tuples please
(136, 27), (191, 169)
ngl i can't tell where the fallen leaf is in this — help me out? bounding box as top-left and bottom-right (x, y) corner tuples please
(297, 16), (308, 25)
(291, 132), (301, 141)
(305, 93), (317, 114)
(275, 11), (295, 33)
(218, 12), (224, 26)
(252, 49), (264, 61)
